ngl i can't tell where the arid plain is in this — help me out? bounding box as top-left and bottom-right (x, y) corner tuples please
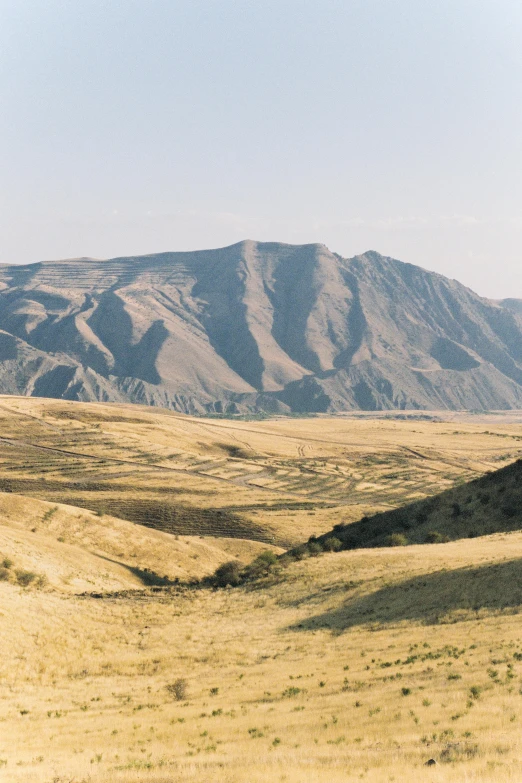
(2, 397), (522, 782)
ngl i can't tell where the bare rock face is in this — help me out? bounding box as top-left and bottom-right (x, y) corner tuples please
(0, 240), (521, 413)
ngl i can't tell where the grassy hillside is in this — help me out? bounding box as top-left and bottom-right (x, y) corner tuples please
(313, 457), (522, 552)
(0, 493), (282, 589)
(2, 534), (522, 782)
(2, 398), (522, 781)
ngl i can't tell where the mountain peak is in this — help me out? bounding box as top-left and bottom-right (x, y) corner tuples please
(0, 242), (519, 414)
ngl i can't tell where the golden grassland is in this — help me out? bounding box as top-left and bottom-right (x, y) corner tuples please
(1, 397), (522, 782)
(0, 396), (521, 546)
(2, 535), (522, 782)
(0, 493), (282, 589)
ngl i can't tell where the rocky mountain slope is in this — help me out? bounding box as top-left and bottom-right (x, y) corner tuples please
(0, 240), (521, 413)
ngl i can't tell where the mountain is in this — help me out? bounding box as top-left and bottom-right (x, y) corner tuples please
(499, 298), (522, 316)
(0, 240), (521, 413)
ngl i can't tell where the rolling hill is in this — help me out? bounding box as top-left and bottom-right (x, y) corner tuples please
(0, 397), (521, 548)
(0, 241), (522, 413)
(312, 456), (522, 552)
(1, 398), (522, 781)
(3, 506), (522, 782)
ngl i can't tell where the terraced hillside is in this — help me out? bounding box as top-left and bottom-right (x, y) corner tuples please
(0, 397), (521, 546)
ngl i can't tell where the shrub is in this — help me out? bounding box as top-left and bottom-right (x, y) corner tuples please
(243, 550), (280, 580)
(307, 542), (323, 557)
(166, 678), (188, 701)
(15, 570), (37, 587)
(0, 567), (10, 582)
(385, 533), (408, 547)
(440, 741), (479, 763)
(341, 535), (360, 550)
(322, 536), (342, 552)
(35, 573), (49, 589)
(255, 550), (278, 567)
(425, 530), (449, 544)
(249, 550), (278, 576)
(1, 557), (12, 569)
(42, 506), (58, 522)
(214, 560), (242, 588)
(282, 686), (303, 698)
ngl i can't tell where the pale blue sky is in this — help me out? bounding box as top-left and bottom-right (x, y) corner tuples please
(1, 0), (521, 297)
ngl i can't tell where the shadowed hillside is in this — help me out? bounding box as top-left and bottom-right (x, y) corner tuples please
(312, 458), (522, 551)
(1, 241), (522, 412)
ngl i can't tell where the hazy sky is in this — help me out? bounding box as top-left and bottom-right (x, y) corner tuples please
(1, 0), (522, 298)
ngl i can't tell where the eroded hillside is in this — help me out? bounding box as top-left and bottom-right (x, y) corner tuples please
(1, 241), (522, 412)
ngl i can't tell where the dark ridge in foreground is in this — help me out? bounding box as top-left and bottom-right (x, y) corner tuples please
(314, 458), (522, 551)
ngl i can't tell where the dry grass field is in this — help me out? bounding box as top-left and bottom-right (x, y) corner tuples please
(0, 396), (521, 547)
(2, 536), (522, 782)
(1, 397), (522, 782)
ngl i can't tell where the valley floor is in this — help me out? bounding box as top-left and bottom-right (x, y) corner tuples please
(2, 535), (522, 783)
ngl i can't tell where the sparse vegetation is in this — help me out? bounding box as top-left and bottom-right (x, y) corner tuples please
(0, 556), (47, 588)
(4, 525), (522, 782)
(166, 678), (188, 701)
(213, 560), (242, 587)
(1, 399), (522, 781)
(15, 569), (38, 587)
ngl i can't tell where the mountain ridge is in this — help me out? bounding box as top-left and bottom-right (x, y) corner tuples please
(0, 240), (521, 413)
